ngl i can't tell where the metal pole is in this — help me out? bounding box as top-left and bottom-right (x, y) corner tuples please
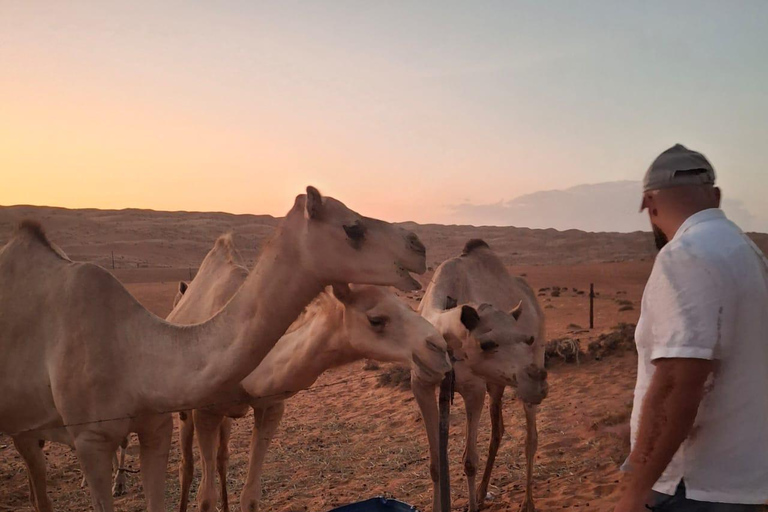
(438, 373), (452, 512)
(589, 283), (595, 329)
(111, 251), (115, 269)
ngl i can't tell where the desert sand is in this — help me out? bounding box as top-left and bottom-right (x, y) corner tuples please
(1, 204), (756, 512)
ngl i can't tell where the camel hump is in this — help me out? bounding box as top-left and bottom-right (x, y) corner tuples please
(15, 220), (70, 261)
(462, 238), (490, 256)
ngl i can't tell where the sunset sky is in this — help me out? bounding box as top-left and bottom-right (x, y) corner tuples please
(2, 2), (767, 229)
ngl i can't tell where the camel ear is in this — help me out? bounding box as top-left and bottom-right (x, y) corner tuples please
(444, 296), (458, 310)
(510, 300), (523, 320)
(331, 283), (353, 303)
(305, 186), (323, 220)
(460, 305), (480, 332)
(179, 281), (189, 295)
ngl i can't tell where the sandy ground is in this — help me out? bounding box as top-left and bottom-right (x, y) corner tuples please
(0, 260), (645, 512)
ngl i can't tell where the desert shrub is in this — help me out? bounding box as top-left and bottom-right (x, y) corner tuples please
(362, 359), (380, 371)
(618, 305), (634, 312)
(615, 299), (633, 306)
(376, 365), (411, 390)
(545, 338), (582, 366)
(587, 323), (636, 360)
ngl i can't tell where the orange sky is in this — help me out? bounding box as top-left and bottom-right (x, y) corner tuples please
(2, 2), (766, 226)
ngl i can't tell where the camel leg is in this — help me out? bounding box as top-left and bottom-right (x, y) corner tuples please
(240, 403), (286, 512)
(462, 386), (486, 512)
(112, 437), (129, 497)
(520, 403), (538, 512)
(12, 436), (53, 512)
(478, 384), (505, 509)
(217, 417), (233, 512)
(410, 377), (440, 512)
(194, 409), (226, 512)
(137, 414), (173, 512)
(178, 411), (195, 512)
(73, 430), (122, 512)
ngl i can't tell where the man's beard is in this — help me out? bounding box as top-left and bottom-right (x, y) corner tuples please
(652, 224), (668, 251)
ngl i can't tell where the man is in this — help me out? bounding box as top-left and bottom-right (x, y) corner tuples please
(615, 144), (768, 511)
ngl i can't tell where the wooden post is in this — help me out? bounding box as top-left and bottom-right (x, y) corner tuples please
(589, 283), (595, 329)
(438, 373), (452, 512)
(111, 251), (115, 269)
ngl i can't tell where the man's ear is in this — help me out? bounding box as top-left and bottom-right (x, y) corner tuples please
(305, 186), (323, 220)
(460, 305), (480, 331)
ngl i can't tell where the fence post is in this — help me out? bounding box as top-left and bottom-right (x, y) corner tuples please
(589, 283), (595, 329)
(438, 373), (452, 512)
(111, 251), (115, 270)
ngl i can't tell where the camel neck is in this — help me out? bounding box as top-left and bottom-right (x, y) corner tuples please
(147, 221), (325, 411)
(239, 299), (362, 401)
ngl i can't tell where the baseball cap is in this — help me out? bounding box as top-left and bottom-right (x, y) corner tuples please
(640, 144), (716, 210)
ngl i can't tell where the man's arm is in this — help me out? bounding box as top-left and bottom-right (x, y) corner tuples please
(614, 358), (714, 511)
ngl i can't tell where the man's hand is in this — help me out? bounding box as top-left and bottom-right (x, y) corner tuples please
(615, 357), (714, 510)
(613, 489), (649, 512)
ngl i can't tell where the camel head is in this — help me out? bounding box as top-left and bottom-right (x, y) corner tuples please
(286, 187), (427, 292)
(449, 302), (548, 404)
(331, 284), (452, 384)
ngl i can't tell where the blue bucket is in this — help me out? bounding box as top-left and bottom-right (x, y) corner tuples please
(326, 497), (419, 512)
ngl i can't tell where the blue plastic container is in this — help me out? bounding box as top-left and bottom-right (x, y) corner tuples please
(326, 497), (419, 512)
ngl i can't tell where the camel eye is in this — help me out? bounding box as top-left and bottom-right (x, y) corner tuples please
(480, 340), (499, 352)
(343, 223), (366, 242)
(368, 316), (387, 332)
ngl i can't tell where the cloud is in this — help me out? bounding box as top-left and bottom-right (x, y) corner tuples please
(447, 181), (762, 233)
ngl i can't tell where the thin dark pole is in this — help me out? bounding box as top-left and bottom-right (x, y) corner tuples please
(589, 283), (595, 329)
(189, 267), (193, 281)
(438, 374), (452, 512)
(111, 251), (115, 269)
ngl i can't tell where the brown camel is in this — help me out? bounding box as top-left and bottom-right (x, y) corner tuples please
(0, 187), (427, 512)
(168, 236), (449, 512)
(414, 239), (548, 512)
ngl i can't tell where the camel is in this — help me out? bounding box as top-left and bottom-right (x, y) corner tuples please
(0, 186), (427, 512)
(413, 239), (548, 512)
(158, 234), (451, 512)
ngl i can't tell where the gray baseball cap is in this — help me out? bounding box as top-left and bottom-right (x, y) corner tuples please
(643, 144), (716, 192)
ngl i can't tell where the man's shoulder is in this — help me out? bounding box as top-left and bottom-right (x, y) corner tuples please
(670, 217), (745, 263)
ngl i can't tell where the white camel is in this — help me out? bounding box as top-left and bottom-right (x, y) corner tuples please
(162, 234), (450, 512)
(0, 187), (427, 512)
(413, 239), (548, 512)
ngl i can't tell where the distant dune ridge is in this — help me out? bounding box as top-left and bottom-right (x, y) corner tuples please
(450, 181), (762, 233)
(1, 204), (767, 270)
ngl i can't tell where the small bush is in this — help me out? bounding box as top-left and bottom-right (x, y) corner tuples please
(618, 305), (634, 312)
(363, 360), (380, 371)
(587, 323), (636, 360)
(545, 338), (582, 365)
(376, 365), (411, 391)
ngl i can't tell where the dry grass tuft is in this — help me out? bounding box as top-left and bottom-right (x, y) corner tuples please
(375, 365), (411, 391)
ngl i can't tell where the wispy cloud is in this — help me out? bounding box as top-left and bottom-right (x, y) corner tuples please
(447, 181), (761, 233)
